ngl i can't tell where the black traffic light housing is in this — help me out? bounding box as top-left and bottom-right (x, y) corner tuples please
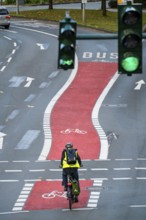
(118, 0), (142, 76)
(58, 13), (77, 70)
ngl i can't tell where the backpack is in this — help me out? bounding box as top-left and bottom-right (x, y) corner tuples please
(66, 148), (77, 165)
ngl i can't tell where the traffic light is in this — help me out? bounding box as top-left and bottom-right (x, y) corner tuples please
(58, 14), (77, 70)
(118, 0), (142, 75)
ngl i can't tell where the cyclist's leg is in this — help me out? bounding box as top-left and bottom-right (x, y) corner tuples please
(63, 168), (68, 191)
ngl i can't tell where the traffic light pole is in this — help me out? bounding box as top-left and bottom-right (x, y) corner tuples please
(76, 33), (146, 40)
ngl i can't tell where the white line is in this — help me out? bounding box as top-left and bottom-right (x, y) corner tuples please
(0, 180), (19, 182)
(91, 168), (108, 171)
(29, 169), (45, 172)
(49, 169), (61, 171)
(115, 158), (133, 161)
(12, 49), (16, 54)
(4, 36), (12, 40)
(24, 179), (41, 182)
(135, 167), (146, 170)
(92, 72), (119, 160)
(0, 211), (29, 215)
(114, 168), (131, 170)
(7, 57), (12, 62)
(136, 177), (146, 180)
(62, 207), (95, 211)
(113, 178), (132, 180)
(0, 66), (6, 72)
(137, 158), (146, 160)
(87, 203), (97, 208)
(38, 54), (78, 161)
(12, 160), (29, 163)
(5, 170), (22, 172)
(130, 205), (146, 208)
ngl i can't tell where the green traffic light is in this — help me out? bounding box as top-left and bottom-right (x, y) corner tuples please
(122, 56), (139, 72)
(60, 59), (73, 66)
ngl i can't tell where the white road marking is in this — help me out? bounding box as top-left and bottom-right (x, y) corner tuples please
(113, 168), (131, 170)
(38, 54), (78, 161)
(6, 109), (19, 121)
(36, 43), (50, 50)
(9, 76), (25, 87)
(0, 66), (6, 72)
(130, 205), (146, 208)
(24, 94), (36, 102)
(134, 80), (145, 90)
(92, 71), (119, 160)
(24, 77), (34, 87)
(0, 132), (6, 149)
(16, 130), (40, 149)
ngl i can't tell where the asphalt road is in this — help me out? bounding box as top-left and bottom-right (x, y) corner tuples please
(0, 19), (146, 220)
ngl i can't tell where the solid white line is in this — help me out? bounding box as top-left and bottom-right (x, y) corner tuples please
(113, 178), (132, 180)
(0, 66), (6, 72)
(38, 54), (79, 161)
(0, 180), (19, 182)
(49, 169), (61, 171)
(12, 160), (29, 163)
(114, 168), (131, 170)
(5, 170), (22, 172)
(136, 177), (146, 180)
(135, 167), (146, 170)
(4, 36), (12, 40)
(137, 158), (146, 160)
(0, 211), (29, 215)
(130, 205), (146, 208)
(91, 168), (108, 171)
(115, 158), (132, 161)
(29, 169), (45, 172)
(62, 207), (95, 211)
(7, 57), (12, 62)
(12, 49), (16, 54)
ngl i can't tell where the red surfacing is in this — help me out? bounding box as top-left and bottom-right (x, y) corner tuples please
(49, 62), (117, 160)
(24, 180), (93, 210)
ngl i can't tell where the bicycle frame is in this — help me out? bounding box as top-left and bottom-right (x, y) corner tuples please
(66, 174), (75, 210)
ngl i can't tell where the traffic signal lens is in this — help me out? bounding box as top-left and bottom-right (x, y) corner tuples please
(123, 34), (140, 49)
(58, 16), (76, 70)
(123, 8), (140, 25)
(59, 45), (74, 69)
(122, 56), (139, 72)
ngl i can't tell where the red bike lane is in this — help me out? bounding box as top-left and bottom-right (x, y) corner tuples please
(21, 62), (117, 211)
(48, 62), (117, 160)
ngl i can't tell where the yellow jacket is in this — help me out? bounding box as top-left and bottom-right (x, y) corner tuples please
(61, 149), (81, 169)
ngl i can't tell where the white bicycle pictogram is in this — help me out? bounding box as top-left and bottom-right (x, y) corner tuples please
(60, 128), (87, 134)
(42, 190), (67, 199)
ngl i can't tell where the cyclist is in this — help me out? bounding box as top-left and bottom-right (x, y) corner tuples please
(59, 143), (82, 201)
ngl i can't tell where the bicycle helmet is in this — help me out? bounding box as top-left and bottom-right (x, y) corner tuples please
(65, 143), (73, 149)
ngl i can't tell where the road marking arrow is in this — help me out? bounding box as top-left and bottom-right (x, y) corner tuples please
(134, 80), (145, 90)
(24, 77), (34, 87)
(36, 43), (49, 50)
(0, 132), (6, 149)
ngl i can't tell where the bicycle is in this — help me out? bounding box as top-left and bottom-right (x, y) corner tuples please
(66, 174), (80, 210)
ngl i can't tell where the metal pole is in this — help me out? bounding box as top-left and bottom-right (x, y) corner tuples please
(76, 33), (146, 40)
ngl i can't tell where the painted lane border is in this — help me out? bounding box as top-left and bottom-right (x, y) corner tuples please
(38, 54), (78, 161)
(92, 71), (119, 160)
(12, 183), (34, 211)
(12, 24), (120, 161)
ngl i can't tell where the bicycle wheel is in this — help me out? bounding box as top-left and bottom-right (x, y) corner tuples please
(67, 187), (73, 210)
(69, 197), (72, 210)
